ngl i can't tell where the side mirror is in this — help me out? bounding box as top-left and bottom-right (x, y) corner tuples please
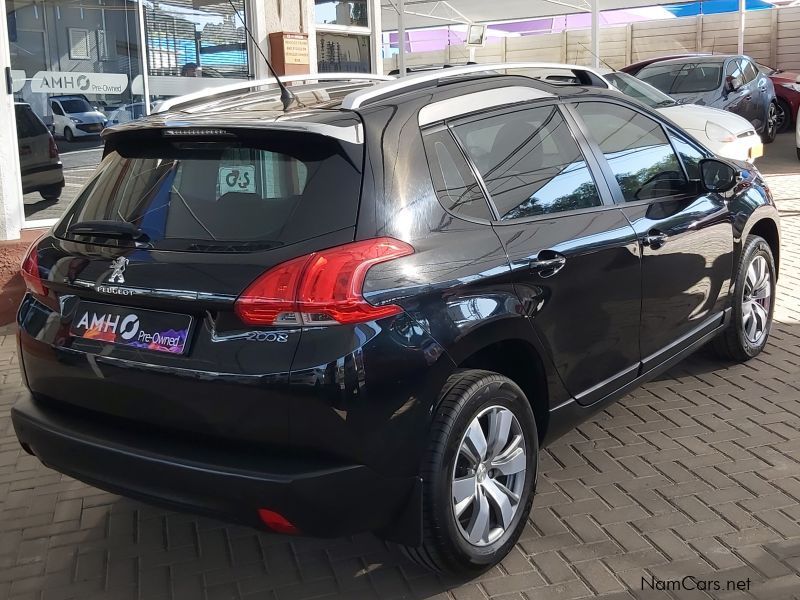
(700, 158), (738, 193)
(725, 75), (742, 93)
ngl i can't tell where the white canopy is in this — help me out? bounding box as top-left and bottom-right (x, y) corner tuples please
(380, 0), (692, 30)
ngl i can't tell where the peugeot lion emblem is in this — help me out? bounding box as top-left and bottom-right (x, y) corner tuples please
(107, 257), (129, 284)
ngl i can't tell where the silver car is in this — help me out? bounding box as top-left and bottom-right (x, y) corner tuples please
(16, 103), (64, 200)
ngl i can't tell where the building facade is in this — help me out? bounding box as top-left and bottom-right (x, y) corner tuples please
(0, 0), (383, 240)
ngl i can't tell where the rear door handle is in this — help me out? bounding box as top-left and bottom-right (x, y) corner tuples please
(642, 230), (668, 249)
(529, 251), (566, 277)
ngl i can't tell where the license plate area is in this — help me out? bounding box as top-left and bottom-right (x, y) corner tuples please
(70, 301), (192, 354)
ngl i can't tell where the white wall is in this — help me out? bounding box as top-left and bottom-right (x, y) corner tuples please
(0, 0), (24, 241)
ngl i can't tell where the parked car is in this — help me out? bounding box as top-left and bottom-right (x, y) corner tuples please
(15, 102), (64, 201)
(626, 56), (778, 143)
(107, 102), (150, 125)
(758, 63), (800, 133)
(49, 95), (107, 142)
(13, 65), (781, 576)
(622, 55), (799, 135)
(796, 104), (800, 160)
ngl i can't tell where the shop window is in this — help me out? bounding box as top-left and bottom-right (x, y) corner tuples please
(68, 28), (91, 60)
(315, 0), (368, 27)
(144, 0), (248, 80)
(317, 31), (370, 73)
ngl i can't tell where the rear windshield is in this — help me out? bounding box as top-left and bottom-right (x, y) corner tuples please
(56, 129), (363, 251)
(15, 105), (48, 137)
(637, 62), (723, 94)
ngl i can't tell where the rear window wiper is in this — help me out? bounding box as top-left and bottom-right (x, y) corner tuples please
(66, 220), (150, 242)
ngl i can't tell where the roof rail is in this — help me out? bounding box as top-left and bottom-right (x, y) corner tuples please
(341, 62), (607, 110)
(155, 73), (394, 114)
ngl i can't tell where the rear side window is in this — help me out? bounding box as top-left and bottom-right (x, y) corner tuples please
(422, 128), (492, 221)
(57, 130), (363, 251)
(575, 102), (687, 202)
(451, 105), (602, 220)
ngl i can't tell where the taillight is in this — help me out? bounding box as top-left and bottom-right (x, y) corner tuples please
(20, 242), (47, 296)
(48, 135), (59, 159)
(235, 237), (414, 326)
(257, 509), (299, 534)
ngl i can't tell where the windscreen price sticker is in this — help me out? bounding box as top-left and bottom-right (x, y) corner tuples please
(219, 166), (256, 195)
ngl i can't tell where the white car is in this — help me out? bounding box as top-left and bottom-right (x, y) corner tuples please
(49, 95), (107, 142)
(603, 72), (763, 163)
(108, 102), (149, 125)
(796, 105), (800, 161)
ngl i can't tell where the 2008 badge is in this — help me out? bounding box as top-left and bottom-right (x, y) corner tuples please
(245, 331), (289, 343)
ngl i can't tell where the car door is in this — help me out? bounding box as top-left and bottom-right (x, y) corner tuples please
(723, 58), (754, 123)
(742, 58), (768, 131)
(50, 101), (66, 135)
(449, 102), (642, 406)
(571, 100), (733, 371)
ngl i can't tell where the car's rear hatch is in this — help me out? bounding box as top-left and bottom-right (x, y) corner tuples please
(19, 117), (365, 444)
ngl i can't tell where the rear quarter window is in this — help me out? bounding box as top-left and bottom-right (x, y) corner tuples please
(56, 128), (364, 251)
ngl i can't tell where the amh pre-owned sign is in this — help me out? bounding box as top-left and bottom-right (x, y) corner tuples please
(31, 71), (129, 94)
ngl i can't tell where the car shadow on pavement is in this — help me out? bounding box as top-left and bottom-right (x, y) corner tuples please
(70, 496), (466, 600)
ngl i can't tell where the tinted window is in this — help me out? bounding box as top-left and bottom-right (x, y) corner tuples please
(57, 131), (363, 251)
(671, 135), (707, 180)
(726, 59), (744, 81)
(423, 129), (492, 221)
(576, 102), (687, 202)
(15, 105), (46, 138)
(742, 60), (759, 84)
(604, 72), (676, 109)
(452, 105), (602, 220)
(51, 102), (64, 116)
(638, 62), (723, 94)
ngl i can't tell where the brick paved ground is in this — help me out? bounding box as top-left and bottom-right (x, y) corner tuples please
(1, 158), (800, 600)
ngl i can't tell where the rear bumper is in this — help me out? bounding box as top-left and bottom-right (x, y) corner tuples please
(21, 164), (64, 194)
(12, 394), (419, 540)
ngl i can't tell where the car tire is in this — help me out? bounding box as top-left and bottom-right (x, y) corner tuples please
(39, 185), (62, 201)
(761, 102), (778, 144)
(713, 235), (776, 362)
(401, 369), (538, 575)
(64, 127), (75, 143)
(776, 99), (792, 134)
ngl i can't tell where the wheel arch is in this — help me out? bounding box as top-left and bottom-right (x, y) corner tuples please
(452, 337), (553, 444)
(748, 217), (780, 278)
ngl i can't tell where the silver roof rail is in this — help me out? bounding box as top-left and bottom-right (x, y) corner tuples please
(155, 73), (395, 114)
(341, 62), (607, 110)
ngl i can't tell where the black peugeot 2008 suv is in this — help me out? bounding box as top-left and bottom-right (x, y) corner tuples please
(12, 65), (780, 575)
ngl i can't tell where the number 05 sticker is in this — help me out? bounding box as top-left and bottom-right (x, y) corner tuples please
(218, 166), (256, 194)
